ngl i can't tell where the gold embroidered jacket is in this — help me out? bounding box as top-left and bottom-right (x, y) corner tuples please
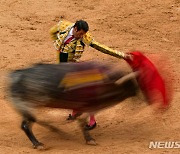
(50, 20), (125, 62)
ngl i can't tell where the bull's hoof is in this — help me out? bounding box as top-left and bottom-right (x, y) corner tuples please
(86, 139), (97, 146)
(33, 142), (45, 150)
(85, 122), (97, 130)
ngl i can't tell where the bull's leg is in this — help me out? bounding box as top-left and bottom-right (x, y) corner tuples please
(9, 98), (44, 149)
(77, 114), (97, 145)
(21, 113), (44, 149)
(37, 120), (61, 133)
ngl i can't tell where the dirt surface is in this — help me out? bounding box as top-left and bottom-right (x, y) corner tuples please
(0, 0), (180, 153)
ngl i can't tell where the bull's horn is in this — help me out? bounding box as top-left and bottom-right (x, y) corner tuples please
(115, 71), (139, 85)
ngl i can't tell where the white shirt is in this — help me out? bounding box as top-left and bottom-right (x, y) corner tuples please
(64, 28), (75, 43)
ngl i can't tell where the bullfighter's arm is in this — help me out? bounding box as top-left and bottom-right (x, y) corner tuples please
(49, 24), (59, 40)
(82, 33), (126, 59)
(49, 20), (73, 40)
(90, 41), (126, 59)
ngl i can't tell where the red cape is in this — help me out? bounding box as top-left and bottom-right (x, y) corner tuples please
(125, 51), (170, 108)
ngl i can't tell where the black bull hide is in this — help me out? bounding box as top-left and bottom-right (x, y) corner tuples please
(8, 61), (139, 148)
(9, 62), (138, 112)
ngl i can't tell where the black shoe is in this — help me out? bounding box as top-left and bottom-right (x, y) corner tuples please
(67, 113), (82, 120)
(85, 122), (97, 130)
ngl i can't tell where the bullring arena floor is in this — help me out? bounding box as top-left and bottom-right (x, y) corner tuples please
(0, 0), (179, 153)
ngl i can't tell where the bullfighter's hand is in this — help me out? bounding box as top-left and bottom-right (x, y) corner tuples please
(123, 53), (133, 61)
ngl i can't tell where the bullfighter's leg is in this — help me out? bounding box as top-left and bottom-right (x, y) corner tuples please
(21, 112), (44, 149)
(85, 113), (97, 130)
(77, 113), (97, 145)
(67, 110), (82, 120)
(68, 110), (97, 130)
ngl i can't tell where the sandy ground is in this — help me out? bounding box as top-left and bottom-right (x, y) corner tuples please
(0, 0), (180, 153)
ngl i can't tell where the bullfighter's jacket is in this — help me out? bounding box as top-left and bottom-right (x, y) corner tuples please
(50, 20), (125, 62)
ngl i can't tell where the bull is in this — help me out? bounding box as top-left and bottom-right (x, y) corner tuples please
(8, 61), (139, 149)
